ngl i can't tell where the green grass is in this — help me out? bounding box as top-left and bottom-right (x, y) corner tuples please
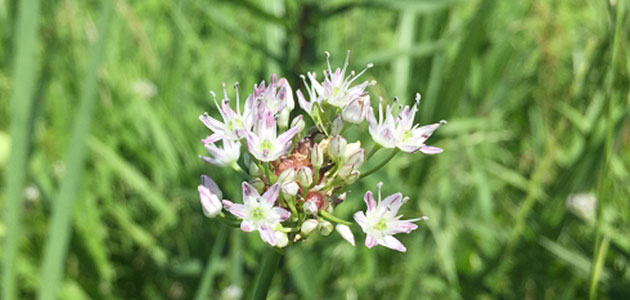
(1, 0), (629, 299)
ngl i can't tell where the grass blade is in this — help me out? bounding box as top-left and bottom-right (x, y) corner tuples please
(36, 3), (113, 300)
(392, 10), (417, 98)
(1, 0), (41, 299)
(194, 227), (228, 300)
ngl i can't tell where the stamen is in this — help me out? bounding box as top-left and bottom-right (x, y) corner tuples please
(221, 82), (229, 100)
(376, 182), (383, 202)
(234, 82), (241, 115)
(342, 50), (351, 74)
(415, 92), (422, 103)
(346, 63), (373, 86)
(325, 51), (333, 79)
(439, 120), (447, 125)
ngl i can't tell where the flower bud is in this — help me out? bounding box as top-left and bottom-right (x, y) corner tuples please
(338, 164), (354, 178)
(311, 143), (323, 169)
(250, 178), (265, 193)
(318, 220), (334, 236)
(278, 167), (296, 183)
(328, 135), (347, 159)
(278, 108), (290, 130)
(248, 161), (260, 177)
(344, 171), (360, 184)
(290, 115), (305, 133)
(335, 224), (355, 246)
(304, 200), (319, 215)
(275, 231), (289, 248)
(345, 147), (365, 168)
(342, 95), (370, 124)
(301, 219), (318, 235)
(282, 181), (299, 196)
(331, 115), (344, 135)
(297, 166), (313, 187)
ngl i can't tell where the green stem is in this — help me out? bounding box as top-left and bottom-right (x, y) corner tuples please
(366, 144), (381, 160)
(231, 162), (250, 179)
(319, 210), (353, 226)
(360, 149), (400, 179)
(250, 249), (283, 300)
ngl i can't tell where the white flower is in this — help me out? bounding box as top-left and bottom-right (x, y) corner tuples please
(251, 75), (295, 128)
(367, 95), (445, 154)
(244, 110), (302, 162)
(197, 175), (223, 217)
(353, 182), (427, 252)
(199, 138), (241, 167)
(199, 84), (256, 144)
(222, 182), (291, 246)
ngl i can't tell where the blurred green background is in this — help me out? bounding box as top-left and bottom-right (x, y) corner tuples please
(1, 0), (630, 299)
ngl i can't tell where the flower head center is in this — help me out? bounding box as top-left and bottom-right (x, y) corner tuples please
(373, 218), (387, 231)
(251, 206), (265, 221)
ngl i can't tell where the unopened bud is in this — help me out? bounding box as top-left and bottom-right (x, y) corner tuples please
(304, 200), (319, 215)
(345, 147), (365, 168)
(331, 115), (344, 135)
(344, 171), (360, 184)
(342, 95), (370, 124)
(297, 166), (313, 187)
(278, 168), (296, 183)
(338, 164), (354, 178)
(278, 109), (290, 130)
(282, 181), (299, 196)
(291, 115), (305, 132)
(318, 220), (334, 236)
(328, 136), (347, 159)
(335, 224), (355, 246)
(301, 219), (318, 235)
(248, 161), (260, 176)
(311, 143), (323, 169)
(275, 231), (289, 248)
(250, 178), (265, 193)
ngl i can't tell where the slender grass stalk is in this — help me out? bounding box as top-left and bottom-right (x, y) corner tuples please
(194, 227), (228, 300)
(251, 249), (283, 300)
(589, 236), (610, 300)
(392, 10), (416, 98)
(36, 3), (113, 300)
(1, 1), (41, 299)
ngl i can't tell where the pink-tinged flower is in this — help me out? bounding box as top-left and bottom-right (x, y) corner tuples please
(223, 182), (291, 247)
(297, 51), (374, 117)
(244, 110), (302, 162)
(251, 75), (295, 128)
(353, 182), (427, 252)
(199, 84), (256, 144)
(335, 224), (355, 246)
(199, 138), (241, 167)
(368, 95), (445, 154)
(198, 175), (223, 217)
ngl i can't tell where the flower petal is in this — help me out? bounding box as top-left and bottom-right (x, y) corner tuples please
(241, 181), (260, 204)
(222, 200), (245, 219)
(390, 220), (419, 234)
(272, 207), (291, 221)
(335, 224), (355, 246)
(258, 225), (277, 246)
(353, 211), (368, 231)
(365, 234), (378, 248)
(419, 145), (443, 154)
(261, 183), (281, 206)
(240, 220), (255, 232)
(379, 235), (407, 252)
(363, 191), (376, 212)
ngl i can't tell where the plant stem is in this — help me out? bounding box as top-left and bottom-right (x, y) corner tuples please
(319, 210), (353, 226)
(251, 249), (283, 300)
(360, 149), (399, 179)
(366, 144), (381, 160)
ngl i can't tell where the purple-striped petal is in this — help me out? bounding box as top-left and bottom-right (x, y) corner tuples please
(261, 183), (280, 206)
(198, 185), (222, 217)
(353, 211), (368, 231)
(419, 145), (443, 154)
(364, 191), (376, 212)
(241, 181), (259, 204)
(240, 220), (255, 232)
(390, 220), (419, 234)
(259, 225), (277, 246)
(222, 200), (245, 218)
(365, 234), (378, 248)
(272, 207), (291, 221)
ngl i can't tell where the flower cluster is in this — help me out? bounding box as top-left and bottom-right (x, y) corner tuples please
(197, 52), (444, 252)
